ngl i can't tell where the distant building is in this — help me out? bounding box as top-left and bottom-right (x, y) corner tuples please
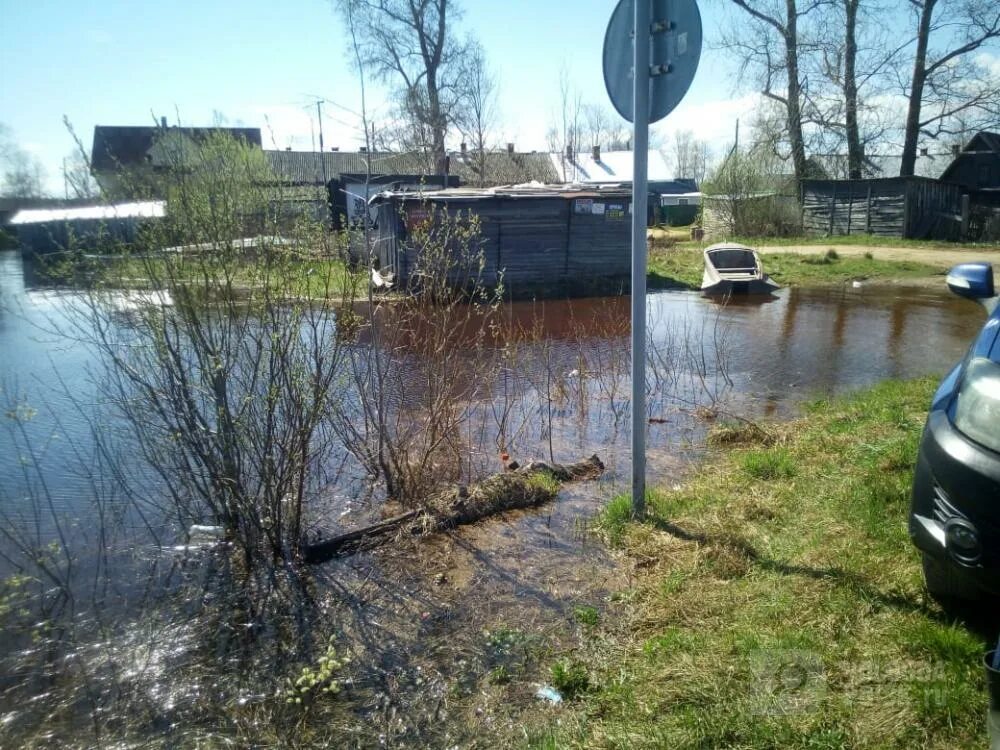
(264, 147), (558, 189)
(548, 147), (699, 224)
(940, 131), (1000, 195)
(812, 151), (954, 181)
(264, 147), (559, 226)
(91, 123), (263, 197)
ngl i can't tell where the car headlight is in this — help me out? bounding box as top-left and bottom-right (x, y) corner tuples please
(954, 357), (1000, 453)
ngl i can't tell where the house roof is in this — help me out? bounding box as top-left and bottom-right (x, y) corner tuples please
(264, 149), (559, 186)
(549, 150), (674, 183)
(91, 126), (263, 171)
(960, 131), (1000, 154)
(449, 151), (559, 185)
(265, 150), (435, 184)
(812, 150), (961, 181)
(940, 131), (1000, 185)
(372, 182), (634, 204)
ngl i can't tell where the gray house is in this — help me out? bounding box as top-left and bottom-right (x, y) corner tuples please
(940, 131), (1000, 199)
(367, 184), (634, 297)
(91, 123), (263, 197)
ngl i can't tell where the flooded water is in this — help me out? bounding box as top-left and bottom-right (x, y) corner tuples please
(0, 248), (990, 747)
(0, 251), (984, 520)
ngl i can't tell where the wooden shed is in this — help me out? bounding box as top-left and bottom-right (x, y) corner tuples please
(801, 177), (963, 240)
(367, 185), (634, 297)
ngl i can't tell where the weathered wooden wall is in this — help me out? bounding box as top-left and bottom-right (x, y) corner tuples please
(801, 178), (962, 240)
(374, 195), (632, 297)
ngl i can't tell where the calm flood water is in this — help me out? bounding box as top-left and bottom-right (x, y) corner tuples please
(0, 248), (991, 746)
(0, 248), (987, 523)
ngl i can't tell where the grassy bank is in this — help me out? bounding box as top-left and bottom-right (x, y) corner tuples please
(530, 378), (987, 749)
(648, 227), (990, 252)
(648, 246), (942, 289)
(78, 254), (362, 299)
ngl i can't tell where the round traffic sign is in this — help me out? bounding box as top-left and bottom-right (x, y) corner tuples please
(603, 0), (703, 124)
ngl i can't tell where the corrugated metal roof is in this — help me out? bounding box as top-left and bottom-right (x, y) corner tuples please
(448, 152), (559, 185)
(812, 152), (952, 180)
(549, 150), (673, 183)
(265, 150), (436, 184)
(373, 182), (633, 203)
(265, 149), (559, 186)
(10, 201), (166, 225)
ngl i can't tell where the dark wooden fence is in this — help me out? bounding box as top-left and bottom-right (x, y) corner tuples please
(370, 191), (633, 297)
(801, 177), (963, 240)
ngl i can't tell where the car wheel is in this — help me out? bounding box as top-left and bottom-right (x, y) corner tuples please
(921, 552), (981, 601)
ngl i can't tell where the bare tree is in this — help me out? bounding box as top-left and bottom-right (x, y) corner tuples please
(582, 104), (631, 152)
(62, 150), (98, 199)
(337, 0), (472, 171)
(546, 66), (584, 181)
(723, 0), (828, 183)
(0, 123), (47, 198)
(672, 130), (711, 182)
(898, 0), (1000, 175)
(802, 0), (908, 177)
(455, 39), (499, 187)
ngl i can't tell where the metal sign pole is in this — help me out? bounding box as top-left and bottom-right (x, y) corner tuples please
(631, 0), (650, 518)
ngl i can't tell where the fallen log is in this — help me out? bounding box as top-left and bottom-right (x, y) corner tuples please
(303, 454), (604, 564)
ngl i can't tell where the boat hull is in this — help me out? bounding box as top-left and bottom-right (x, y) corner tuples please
(701, 276), (780, 296)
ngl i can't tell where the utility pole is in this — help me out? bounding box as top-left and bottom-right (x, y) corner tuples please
(316, 100), (328, 184)
(603, 0), (702, 519)
(630, 0), (651, 518)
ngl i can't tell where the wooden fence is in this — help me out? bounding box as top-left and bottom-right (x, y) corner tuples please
(801, 177), (963, 240)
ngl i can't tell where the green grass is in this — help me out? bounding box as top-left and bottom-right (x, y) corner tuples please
(550, 659), (591, 700)
(742, 447), (797, 479)
(573, 605), (600, 627)
(674, 234), (991, 250)
(68, 254), (363, 300)
(647, 247), (942, 289)
(532, 378), (988, 749)
(593, 493), (637, 548)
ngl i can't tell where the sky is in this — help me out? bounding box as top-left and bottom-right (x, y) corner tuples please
(0, 0), (762, 194)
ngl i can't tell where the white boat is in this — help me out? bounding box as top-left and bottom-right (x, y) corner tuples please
(701, 242), (780, 295)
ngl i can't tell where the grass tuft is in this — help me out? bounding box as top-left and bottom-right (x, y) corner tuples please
(742, 447), (797, 479)
(550, 659), (591, 699)
(593, 493), (634, 547)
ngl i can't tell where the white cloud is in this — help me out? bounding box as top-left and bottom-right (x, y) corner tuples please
(974, 51), (1000, 78)
(652, 93), (762, 153)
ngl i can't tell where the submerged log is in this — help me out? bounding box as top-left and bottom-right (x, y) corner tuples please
(303, 454), (604, 564)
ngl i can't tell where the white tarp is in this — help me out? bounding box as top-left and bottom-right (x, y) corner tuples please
(9, 201), (166, 225)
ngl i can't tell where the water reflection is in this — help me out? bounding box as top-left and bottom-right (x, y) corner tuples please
(1, 250), (988, 523)
(0, 249), (992, 747)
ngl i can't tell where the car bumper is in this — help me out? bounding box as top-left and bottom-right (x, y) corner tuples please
(910, 410), (1000, 594)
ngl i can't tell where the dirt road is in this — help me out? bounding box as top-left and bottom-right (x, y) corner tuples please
(756, 243), (1000, 269)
